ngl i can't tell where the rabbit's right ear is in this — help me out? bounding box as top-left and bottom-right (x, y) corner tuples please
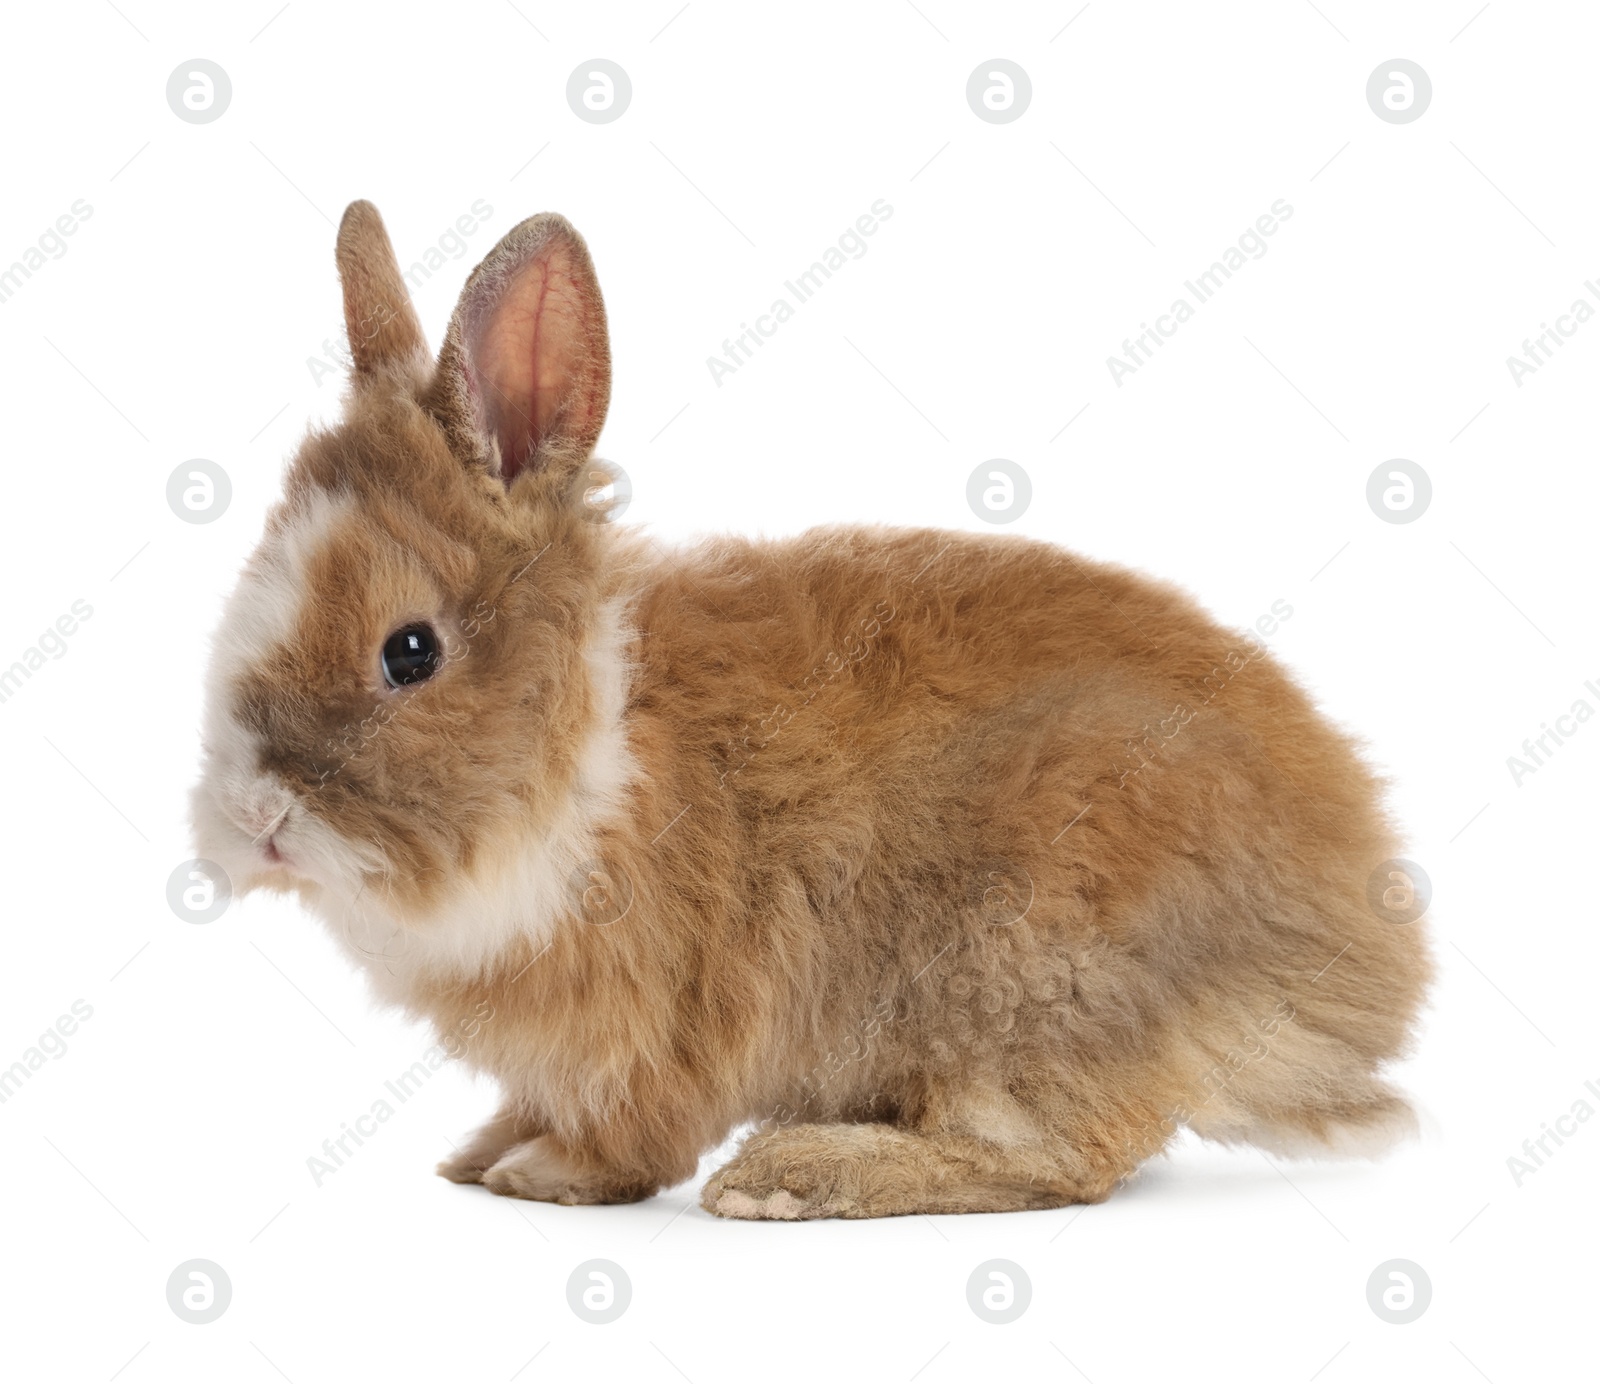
(425, 213), (611, 493)
(336, 201), (429, 376)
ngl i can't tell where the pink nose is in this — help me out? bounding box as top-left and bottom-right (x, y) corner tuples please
(247, 800), (292, 846)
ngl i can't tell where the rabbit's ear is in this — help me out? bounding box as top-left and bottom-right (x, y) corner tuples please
(335, 201), (428, 375)
(425, 213), (611, 488)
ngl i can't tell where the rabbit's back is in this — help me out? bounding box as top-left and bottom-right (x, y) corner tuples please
(621, 525), (1429, 1157)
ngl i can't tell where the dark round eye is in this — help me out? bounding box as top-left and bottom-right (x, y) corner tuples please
(381, 624), (442, 689)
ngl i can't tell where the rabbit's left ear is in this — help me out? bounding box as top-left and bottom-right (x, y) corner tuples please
(425, 213), (611, 490)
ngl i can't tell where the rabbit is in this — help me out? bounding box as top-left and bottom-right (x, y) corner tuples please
(192, 200), (1432, 1219)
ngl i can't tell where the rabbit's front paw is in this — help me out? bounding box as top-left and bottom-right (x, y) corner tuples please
(436, 1147), (491, 1184)
(437, 1109), (536, 1185)
(482, 1137), (658, 1205)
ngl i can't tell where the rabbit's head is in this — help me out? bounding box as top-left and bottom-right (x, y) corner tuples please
(193, 202), (631, 936)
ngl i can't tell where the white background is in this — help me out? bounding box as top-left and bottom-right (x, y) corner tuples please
(1, 2), (1594, 1381)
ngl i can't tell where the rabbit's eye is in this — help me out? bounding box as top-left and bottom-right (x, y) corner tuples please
(381, 624), (442, 689)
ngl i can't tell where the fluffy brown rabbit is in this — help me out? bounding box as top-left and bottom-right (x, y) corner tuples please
(192, 201), (1432, 1219)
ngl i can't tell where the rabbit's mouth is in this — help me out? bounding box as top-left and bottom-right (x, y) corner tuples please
(192, 744), (381, 900)
(237, 790), (387, 894)
(231, 790), (311, 880)
(250, 800), (293, 863)
(211, 791), (306, 886)
(260, 830), (288, 867)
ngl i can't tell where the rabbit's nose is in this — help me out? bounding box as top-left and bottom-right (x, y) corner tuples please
(249, 801), (292, 845)
(232, 778), (295, 840)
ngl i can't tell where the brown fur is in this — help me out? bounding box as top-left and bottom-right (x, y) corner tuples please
(195, 201), (1433, 1219)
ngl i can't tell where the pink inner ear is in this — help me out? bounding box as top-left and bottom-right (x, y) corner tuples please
(468, 251), (593, 483)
